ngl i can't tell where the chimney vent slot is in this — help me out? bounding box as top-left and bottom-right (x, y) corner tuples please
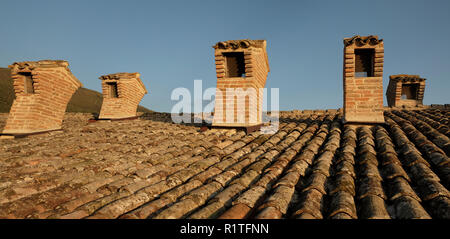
(21, 72), (35, 94)
(401, 83), (419, 100)
(223, 52), (246, 77)
(107, 82), (119, 98)
(355, 49), (374, 77)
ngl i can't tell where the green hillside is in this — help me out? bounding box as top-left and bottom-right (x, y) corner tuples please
(0, 68), (15, 112)
(0, 67), (152, 114)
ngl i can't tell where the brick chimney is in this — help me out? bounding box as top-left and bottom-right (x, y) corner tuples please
(98, 72), (147, 120)
(386, 75), (426, 107)
(2, 60), (82, 135)
(212, 39), (270, 127)
(343, 35), (384, 124)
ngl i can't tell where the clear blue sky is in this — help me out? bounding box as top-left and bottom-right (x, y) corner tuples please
(1, 0), (449, 112)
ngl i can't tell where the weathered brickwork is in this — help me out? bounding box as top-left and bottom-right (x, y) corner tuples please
(98, 73), (147, 119)
(2, 60), (82, 134)
(212, 39), (270, 127)
(386, 74), (426, 107)
(343, 35), (384, 124)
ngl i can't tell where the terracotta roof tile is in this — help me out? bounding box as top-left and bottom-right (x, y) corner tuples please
(1, 109), (450, 219)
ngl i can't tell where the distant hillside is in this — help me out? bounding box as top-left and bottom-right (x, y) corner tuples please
(0, 67), (152, 114)
(0, 68), (15, 112)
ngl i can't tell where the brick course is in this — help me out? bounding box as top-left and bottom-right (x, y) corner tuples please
(2, 60), (82, 134)
(343, 35), (385, 124)
(212, 39), (270, 127)
(98, 73), (147, 119)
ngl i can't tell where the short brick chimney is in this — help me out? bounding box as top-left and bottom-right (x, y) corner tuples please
(386, 75), (426, 107)
(2, 60), (82, 135)
(98, 72), (147, 120)
(343, 35), (384, 124)
(212, 39), (270, 127)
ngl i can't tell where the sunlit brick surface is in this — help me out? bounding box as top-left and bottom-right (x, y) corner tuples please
(2, 60), (82, 134)
(212, 40), (270, 127)
(343, 36), (384, 124)
(386, 75), (426, 108)
(99, 73), (147, 119)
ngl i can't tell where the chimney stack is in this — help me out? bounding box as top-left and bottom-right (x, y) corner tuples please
(99, 72), (147, 120)
(2, 60), (82, 135)
(212, 39), (270, 128)
(343, 35), (385, 124)
(386, 74), (426, 107)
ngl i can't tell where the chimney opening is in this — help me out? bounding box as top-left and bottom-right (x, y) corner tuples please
(401, 83), (419, 100)
(223, 52), (246, 77)
(107, 82), (119, 98)
(21, 72), (35, 94)
(354, 49), (374, 77)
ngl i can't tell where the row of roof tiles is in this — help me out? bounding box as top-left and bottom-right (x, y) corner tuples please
(0, 108), (448, 219)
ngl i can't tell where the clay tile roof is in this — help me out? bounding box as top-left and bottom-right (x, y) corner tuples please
(390, 74), (426, 83)
(343, 35), (383, 47)
(0, 107), (449, 219)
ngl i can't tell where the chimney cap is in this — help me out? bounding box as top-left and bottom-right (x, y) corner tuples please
(213, 39), (266, 49)
(99, 72), (141, 80)
(9, 60), (70, 70)
(389, 74), (426, 82)
(343, 35), (383, 47)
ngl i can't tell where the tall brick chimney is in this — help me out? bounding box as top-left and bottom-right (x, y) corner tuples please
(343, 35), (384, 124)
(98, 72), (147, 120)
(2, 60), (82, 135)
(212, 39), (270, 128)
(386, 74), (426, 107)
